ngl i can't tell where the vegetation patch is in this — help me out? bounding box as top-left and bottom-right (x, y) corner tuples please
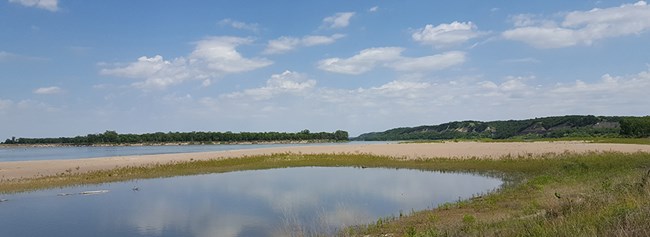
(347, 152), (650, 236)
(1, 152), (650, 236)
(355, 115), (650, 141)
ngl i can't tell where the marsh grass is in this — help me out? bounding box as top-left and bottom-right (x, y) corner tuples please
(2, 151), (650, 236)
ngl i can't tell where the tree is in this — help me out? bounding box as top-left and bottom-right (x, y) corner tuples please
(620, 117), (650, 138)
(334, 130), (349, 141)
(103, 130), (119, 143)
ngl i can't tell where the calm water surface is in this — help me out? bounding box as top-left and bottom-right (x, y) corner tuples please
(0, 167), (502, 237)
(0, 141), (389, 162)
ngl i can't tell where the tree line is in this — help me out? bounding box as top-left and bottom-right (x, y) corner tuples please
(3, 129), (349, 145)
(355, 115), (650, 141)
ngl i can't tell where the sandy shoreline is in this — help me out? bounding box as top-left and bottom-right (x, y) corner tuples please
(1, 142), (650, 180)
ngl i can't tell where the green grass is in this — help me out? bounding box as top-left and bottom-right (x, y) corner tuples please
(347, 152), (650, 236)
(1, 151), (650, 236)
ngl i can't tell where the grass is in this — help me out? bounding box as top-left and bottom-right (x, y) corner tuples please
(1, 151), (650, 236)
(346, 152), (650, 236)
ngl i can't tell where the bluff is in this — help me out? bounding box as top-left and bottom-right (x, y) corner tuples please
(354, 115), (628, 141)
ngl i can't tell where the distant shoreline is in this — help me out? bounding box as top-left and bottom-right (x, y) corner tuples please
(0, 139), (344, 148)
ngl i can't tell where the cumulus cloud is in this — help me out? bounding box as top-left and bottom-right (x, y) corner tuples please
(263, 34), (345, 54)
(101, 37), (272, 90)
(321, 12), (355, 29)
(369, 6), (379, 12)
(9, 0), (58, 11)
(503, 1), (650, 48)
(317, 47), (465, 74)
(33, 86), (63, 95)
(100, 55), (193, 90)
(190, 37), (272, 73)
(218, 18), (260, 32)
(412, 21), (483, 47)
(223, 70), (316, 100)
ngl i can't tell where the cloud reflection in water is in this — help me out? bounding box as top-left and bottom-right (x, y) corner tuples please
(0, 167), (502, 237)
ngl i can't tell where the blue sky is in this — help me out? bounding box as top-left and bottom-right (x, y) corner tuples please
(1, 0), (649, 138)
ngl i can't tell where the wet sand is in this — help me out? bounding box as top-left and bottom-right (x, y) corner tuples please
(1, 142), (649, 180)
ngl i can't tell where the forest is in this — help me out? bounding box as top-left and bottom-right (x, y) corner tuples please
(354, 115), (650, 141)
(2, 130), (349, 145)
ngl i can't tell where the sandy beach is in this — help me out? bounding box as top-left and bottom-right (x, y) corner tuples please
(1, 142), (650, 180)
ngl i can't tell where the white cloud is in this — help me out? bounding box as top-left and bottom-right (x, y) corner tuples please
(503, 1), (650, 48)
(372, 81), (430, 91)
(390, 51), (466, 71)
(369, 6), (379, 12)
(263, 34), (345, 54)
(321, 12), (355, 29)
(190, 37), (272, 73)
(360, 80), (432, 99)
(9, 0), (58, 11)
(318, 47), (403, 75)
(33, 86), (63, 95)
(101, 55), (193, 90)
(412, 21), (483, 47)
(218, 19), (260, 32)
(552, 71), (650, 94)
(101, 36), (272, 90)
(509, 14), (555, 28)
(318, 47), (465, 74)
(264, 37), (300, 55)
(503, 27), (579, 48)
(223, 70), (316, 100)
(302, 34), (345, 46)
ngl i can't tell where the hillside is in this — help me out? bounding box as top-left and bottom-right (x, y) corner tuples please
(354, 115), (639, 141)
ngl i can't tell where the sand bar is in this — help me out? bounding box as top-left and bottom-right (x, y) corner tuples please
(1, 142), (650, 180)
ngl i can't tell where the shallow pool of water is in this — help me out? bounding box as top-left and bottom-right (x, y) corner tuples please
(0, 167), (502, 237)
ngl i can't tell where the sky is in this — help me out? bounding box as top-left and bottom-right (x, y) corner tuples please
(1, 0), (650, 138)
